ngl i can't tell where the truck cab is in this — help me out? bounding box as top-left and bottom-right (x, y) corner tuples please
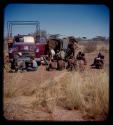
(7, 21), (47, 65)
(9, 34), (47, 64)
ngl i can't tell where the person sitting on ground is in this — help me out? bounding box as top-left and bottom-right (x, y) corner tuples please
(16, 52), (26, 71)
(97, 52), (104, 64)
(55, 50), (60, 60)
(26, 59), (33, 71)
(57, 58), (65, 71)
(10, 52), (25, 72)
(32, 57), (38, 70)
(27, 57), (38, 71)
(76, 51), (87, 65)
(66, 53), (76, 70)
(76, 51), (87, 71)
(10, 58), (18, 72)
(91, 52), (104, 68)
(50, 48), (55, 61)
(60, 48), (65, 60)
(76, 51), (82, 60)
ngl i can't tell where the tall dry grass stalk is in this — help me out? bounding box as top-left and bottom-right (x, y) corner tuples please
(33, 69), (109, 120)
(4, 73), (23, 98)
(62, 70), (109, 120)
(4, 69), (109, 120)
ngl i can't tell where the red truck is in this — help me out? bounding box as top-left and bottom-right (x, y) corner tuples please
(9, 35), (46, 63)
(7, 21), (47, 64)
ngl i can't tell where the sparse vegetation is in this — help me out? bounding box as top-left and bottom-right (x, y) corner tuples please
(96, 42), (109, 52)
(30, 69), (109, 120)
(4, 69), (108, 120)
(80, 40), (109, 53)
(63, 70), (109, 120)
(84, 41), (97, 53)
(4, 73), (22, 98)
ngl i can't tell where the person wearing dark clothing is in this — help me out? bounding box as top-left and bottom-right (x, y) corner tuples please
(76, 51), (82, 60)
(76, 51), (87, 71)
(91, 52), (104, 69)
(67, 44), (74, 57)
(10, 58), (18, 72)
(65, 48), (74, 61)
(66, 53), (77, 71)
(76, 52), (87, 64)
(66, 37), (75, 59)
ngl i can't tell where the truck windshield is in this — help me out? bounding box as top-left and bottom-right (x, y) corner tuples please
(36, 36), (46, 43)
(14, 36), (24, 42)
(14, 36), (35, 43)
(23, 36), (35, 43)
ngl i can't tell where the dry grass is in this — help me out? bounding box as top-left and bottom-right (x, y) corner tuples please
(31, 69), (109, 120)
(84, 41), (97, 53)
(4, 73), (23, 98)
(64, 70), (109, 120)
(4, 54), (109, 121)
(4, 69), (109, 120)
(3, 39), (109, 120)
(81, 41), (109, 53)
(96, 42), (109, 52)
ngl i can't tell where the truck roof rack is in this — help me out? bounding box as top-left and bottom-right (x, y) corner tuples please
(7, 21), (40, 37)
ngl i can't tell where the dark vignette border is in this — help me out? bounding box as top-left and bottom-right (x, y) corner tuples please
(0, 0), (112, 124)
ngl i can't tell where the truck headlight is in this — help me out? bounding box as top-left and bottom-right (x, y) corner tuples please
(36, 48), (39, 53)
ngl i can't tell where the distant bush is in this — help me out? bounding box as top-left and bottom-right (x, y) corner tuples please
(84, 41), (97, 53)
(96, 43), (109, 52)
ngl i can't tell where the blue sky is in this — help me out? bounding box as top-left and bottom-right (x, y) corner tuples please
(4, 4), (109, 39)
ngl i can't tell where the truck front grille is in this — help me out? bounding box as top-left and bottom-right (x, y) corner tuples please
(14, 52), (35, 58)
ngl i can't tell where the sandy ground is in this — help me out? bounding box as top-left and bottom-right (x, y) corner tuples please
(3, 51), (109, 121)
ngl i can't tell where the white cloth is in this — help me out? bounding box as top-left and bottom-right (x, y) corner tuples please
(51, 49), (55, 56)
(96, 57), (101, 60)
(60, 50), (65, 59)
(33, 60), (38, 68)
(50, 49), (55, 59)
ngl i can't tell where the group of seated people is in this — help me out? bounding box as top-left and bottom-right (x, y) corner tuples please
(66, 51), (87, 71)
(44, 47), (87, 71)
(10, 53), (38, 72)
(10, 49), (105, 72)
(43, 48), (66, 71)
(45, 47), (105, 71)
